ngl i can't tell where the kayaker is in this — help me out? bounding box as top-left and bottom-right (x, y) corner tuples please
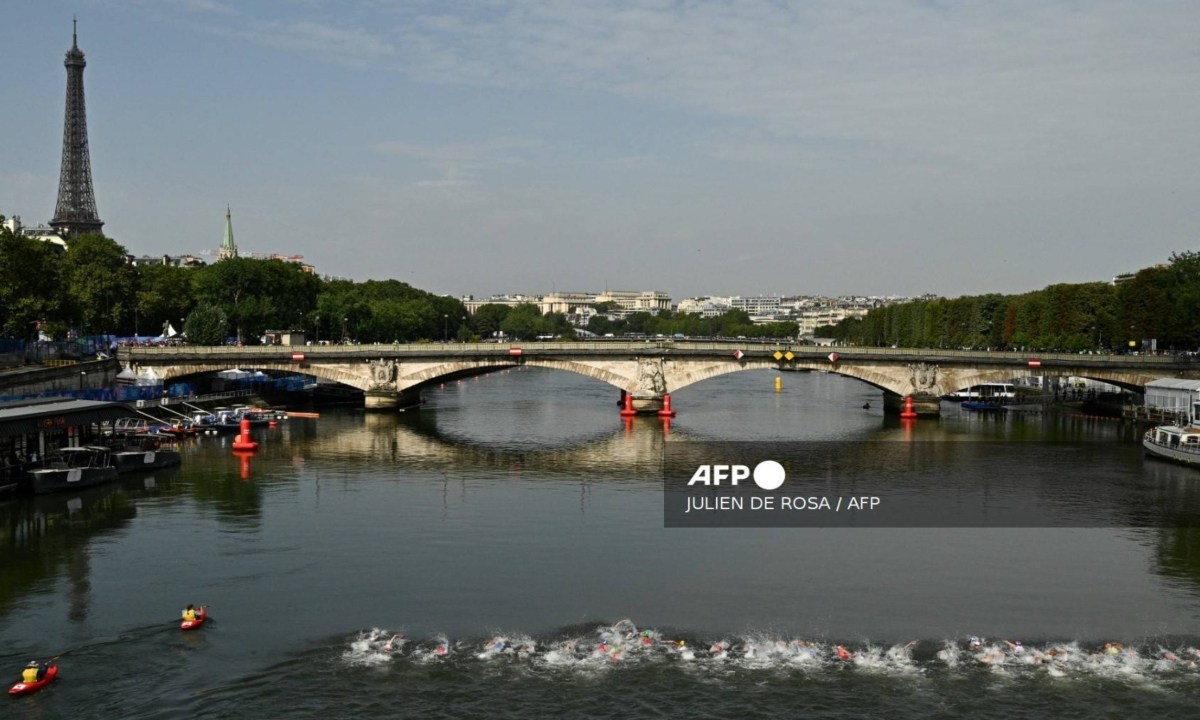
(22, 661), (47, 684)
(182, 604), (201, 623)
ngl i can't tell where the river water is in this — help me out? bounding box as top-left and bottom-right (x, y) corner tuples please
(4, 368), (1200, 719)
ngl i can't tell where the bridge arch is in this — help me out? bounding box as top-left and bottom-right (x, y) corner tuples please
(663, 359), (907, 396)
(133, 362), (371, 392)
(940, 368), (1159, 395)
(398, 359), (636, 394)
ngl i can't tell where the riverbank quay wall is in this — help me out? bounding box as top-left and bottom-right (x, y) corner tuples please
(0, 358), (120, 399)
(120, 344), (1200, 416)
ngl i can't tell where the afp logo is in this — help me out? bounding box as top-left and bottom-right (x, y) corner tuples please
(687, 460), (785, 490)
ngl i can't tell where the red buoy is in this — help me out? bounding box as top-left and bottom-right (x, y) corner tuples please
(899, 395), (918, 419)
(232, 418), (259, 451)
(619, 393), (637, 417)
(657, 393), (676, 418)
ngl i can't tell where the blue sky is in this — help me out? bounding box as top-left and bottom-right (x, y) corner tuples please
(3, 1), (1199, 301)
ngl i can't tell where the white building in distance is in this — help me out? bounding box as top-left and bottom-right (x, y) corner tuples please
(2, 215), (67, 251)
(461, 290), (672, 316)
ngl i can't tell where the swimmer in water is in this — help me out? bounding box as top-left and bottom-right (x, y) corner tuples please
(835, 645), (852, 661)
(640, 630), (653, 646)
(967, 636), (982, 651)
(887, 640), (918, 661)
(1004, 639), (1023, 654)
(382, 634), (404, 653)
(435, 642), (449, 657)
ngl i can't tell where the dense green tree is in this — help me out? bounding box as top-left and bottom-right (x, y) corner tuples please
(1116, 267), (1170, 351)
(542, 312), (577, 339)
(472, 304), (513, 339)
(499, 303), (543, 340)
(60, 234), (135, 335)
(193, 258), (319, 343)
(134, 264), (195, 338)
(183, 302), (228, 345)
(0, 229), (65, 338)
(586, 314), (620, 336)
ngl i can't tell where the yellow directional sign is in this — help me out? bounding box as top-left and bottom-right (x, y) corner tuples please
(784, 351), (794, 361)
(773, 351), (783, 360)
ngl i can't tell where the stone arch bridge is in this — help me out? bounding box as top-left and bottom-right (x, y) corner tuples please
(119, 342), (1200, 416)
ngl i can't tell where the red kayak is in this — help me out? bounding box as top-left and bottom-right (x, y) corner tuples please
(9, 665), (58, 696)
(181, 608), (208, 631)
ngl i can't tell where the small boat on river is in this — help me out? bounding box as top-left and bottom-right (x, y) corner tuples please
(1142, 425), (1200, 467)
(961, 400), (1006, 412)
(181, 606), (208, 631)
(111, 416), (169, 436)
(28, 446), (118, 495)
(109, 434), (182, 474)
(8, 665), (58, 696)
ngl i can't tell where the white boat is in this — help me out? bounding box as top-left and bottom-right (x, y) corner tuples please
(27, 446), (118, 494)
(110, 434), (182, 474)
(1142, 425), (1200, 467)
(945, 383), (1017, 401)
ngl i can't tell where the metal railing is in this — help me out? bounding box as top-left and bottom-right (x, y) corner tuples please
(122, 342), (1197, 368)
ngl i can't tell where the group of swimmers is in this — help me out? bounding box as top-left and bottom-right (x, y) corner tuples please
(348, 622), (1200, 675)
(955, 636), (1200, 669)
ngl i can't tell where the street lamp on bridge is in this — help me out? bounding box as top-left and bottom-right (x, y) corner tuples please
(443, 314), (449, 343)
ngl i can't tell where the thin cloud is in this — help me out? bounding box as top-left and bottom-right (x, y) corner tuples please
(374, 138), (540, 182)
(170, 0), (237, 14)
(375, 1), (1200, 172)
(238, 19), (395, 65)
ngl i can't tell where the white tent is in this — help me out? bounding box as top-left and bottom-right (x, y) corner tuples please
(136, 367), (162, 386)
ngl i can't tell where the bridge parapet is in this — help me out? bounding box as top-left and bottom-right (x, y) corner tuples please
(121, 342), (1199, 367)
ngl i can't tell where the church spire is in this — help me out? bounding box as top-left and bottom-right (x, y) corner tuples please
(218, 205), (238, 260)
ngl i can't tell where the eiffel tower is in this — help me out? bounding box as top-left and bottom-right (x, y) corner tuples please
(49, 18), (103, 239)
